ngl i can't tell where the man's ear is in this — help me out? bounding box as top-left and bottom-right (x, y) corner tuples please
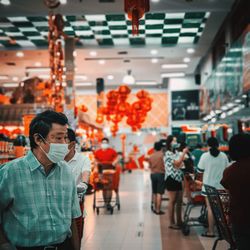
(34, 133), (44, 146)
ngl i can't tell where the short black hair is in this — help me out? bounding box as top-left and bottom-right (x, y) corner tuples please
(166, 135), (175, 152)
(67, 128), (77, 142)
(101, 137), (109, 143)
(154, 142), (162, 151)
(29, 110), (68, 149)
(229, 133), (250, 161)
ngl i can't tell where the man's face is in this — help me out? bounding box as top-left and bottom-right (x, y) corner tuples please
(38, 123), (68, 153)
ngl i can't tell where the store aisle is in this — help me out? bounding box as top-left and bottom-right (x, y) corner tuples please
(81, 170), (229, 250)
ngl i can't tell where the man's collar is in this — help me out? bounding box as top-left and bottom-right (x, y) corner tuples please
(26, 150), (42, 171)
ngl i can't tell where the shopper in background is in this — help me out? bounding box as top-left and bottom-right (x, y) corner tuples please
(0, 110), (81, 250)
(221, 133), (250, 250)
(164, 135), (188, 229)
(197, 137), (229, 238)
(191, 143), (204, 171)
(94, 137), (118, 207)
(65, 128), (91, 194)
(148, 141), (165, 215)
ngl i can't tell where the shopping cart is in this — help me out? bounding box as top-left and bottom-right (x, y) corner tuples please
(92, 165), (121, 215)
(204, 185), (236, 250)
(182, 173), (207, 236)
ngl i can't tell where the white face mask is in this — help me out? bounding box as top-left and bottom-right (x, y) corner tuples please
(39, 134), (69, 163)
(101, 143), (109, 149)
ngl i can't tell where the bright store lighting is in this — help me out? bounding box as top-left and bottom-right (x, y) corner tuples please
(59, 0), (67, 4)
(34, 62), (42, 67)
(215, 110), (221, 114)
(242, 94), (247, 98)
(75, 82), (93, 86)
(0, 75), (8, 80)
(161, 72), (185, 78)
(136, 81), (157, 85)
(3, 82), (18, 87)
(227, 128), (233, 133)
(226, 103), (234, 108)
(151, 58), (158, 63)
(26, 67), (50, 73)
(1, 0), (10, 5)
(75, 75), (87, 80)
(16, 51), (24, 57)
(151, 131), (157, 136)
(211, 118), (216, 123)
(183, 57), (191, 63)
(161, 64), (188, 69)
(90, 51), (97, 57)
(151, 0), (160, 2)
(38, 75), (50, 79)
(12, 76), (19, 81)
(220, 113), (227, 119)
(123, 70), (135, 84)
(98, 60), (106, 65)
(234, 99), (242, 103)
(150, 49), (158, 55)
(227, 110), (233, 116)
(137, 131), (142, 136)
(73, 51), (77, 57)
(187, 48), (195, 54)
(107, 75), (114, 80)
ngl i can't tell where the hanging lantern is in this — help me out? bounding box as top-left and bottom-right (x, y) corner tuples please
(124, 0), (150, 35)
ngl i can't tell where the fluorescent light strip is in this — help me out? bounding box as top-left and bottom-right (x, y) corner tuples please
(161, 64), (188, 69)
(136, 81), (158, 85)
(26, 67), (50, 73)
(75, 82), (93, 87)
(3, 83), (19, 87)
(0, 75), (8, 80)
(161, 72), (185, 78)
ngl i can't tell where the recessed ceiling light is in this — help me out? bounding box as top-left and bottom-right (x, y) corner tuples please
(161, 72), (185, 78)
(151, 0), (160, 2)
(75, 82), (93, 86)
(0, 75), (8, 80)
(90, 51), (97, 57)
(151, 58), (158, 64)
(107, 75), (114, 80)
(1, 0), (10, 6)
(59, 0), (67, 4)
(34, 62), (42, 67)
(16, 51), (24, 57)
(3, 83), (18, 88)
(161, 64), (188, 69)
(98, 60), (105, 65)
(75, 75), (87, 80)
(183, 57), (191, 63)
(136, 81), (158, 85)
(26, 67), (50, 73)
(187, 48), (195, 54)
(12, 76), (19, 81)
(150, 49), (158, 55)
(73, 51), (77, 57)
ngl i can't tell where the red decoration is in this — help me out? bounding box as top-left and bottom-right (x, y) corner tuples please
(124, 0), (150, 35)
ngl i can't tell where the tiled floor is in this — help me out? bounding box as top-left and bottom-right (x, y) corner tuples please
(81, 170), (229, 250)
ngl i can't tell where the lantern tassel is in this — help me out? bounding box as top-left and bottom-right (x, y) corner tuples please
(132, 8), (139, 35)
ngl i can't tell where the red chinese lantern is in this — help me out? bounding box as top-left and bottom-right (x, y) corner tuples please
(124, 0), (150, 35)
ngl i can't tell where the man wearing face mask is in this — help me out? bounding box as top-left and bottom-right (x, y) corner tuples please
(94, 138), (118, 208)
(0, 110), (81, 250)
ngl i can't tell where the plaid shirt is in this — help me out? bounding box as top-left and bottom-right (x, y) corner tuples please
(0, 151), (81, 247)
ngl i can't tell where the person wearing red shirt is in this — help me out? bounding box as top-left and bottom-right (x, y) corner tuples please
(94, 138), (118, 208)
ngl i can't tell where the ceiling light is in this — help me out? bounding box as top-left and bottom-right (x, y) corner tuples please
(151, 58), (158, 63)
(98, 60), (105, 65)
(150, 49), (158, 55)
(107, 75), (114, 80)
(161, 72), (185, 78)
(1, 0), (10, 5)
(73, 51), (77, 57)
(227, 110), (233, 116)
(220, 113), (226, 119)
(75, 75), (87, 80)
(26, 67), (50, 73)
(136, 81), (157, 85)
(151, 0), (160, 2)
(161, 64), (188, 69)
(122, 70), (135, 84)
(211, 118), (216, 123)
(34, 62), (42, 67)
(38, 75), (50, 79)
(242, 94), (247, 98)
(187, 48), (195, 54)
(12, 76), (19, 81)
(183, 57), (190, 63)
(90, 51), (97, 57)
(59, 0), (67, 4)
(16, 51), (24, 57)
(3, 82), (18, 87)
(234, 99), (242, 103)
(0, 75), (8, 80)
(75, 82), (93, 87)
